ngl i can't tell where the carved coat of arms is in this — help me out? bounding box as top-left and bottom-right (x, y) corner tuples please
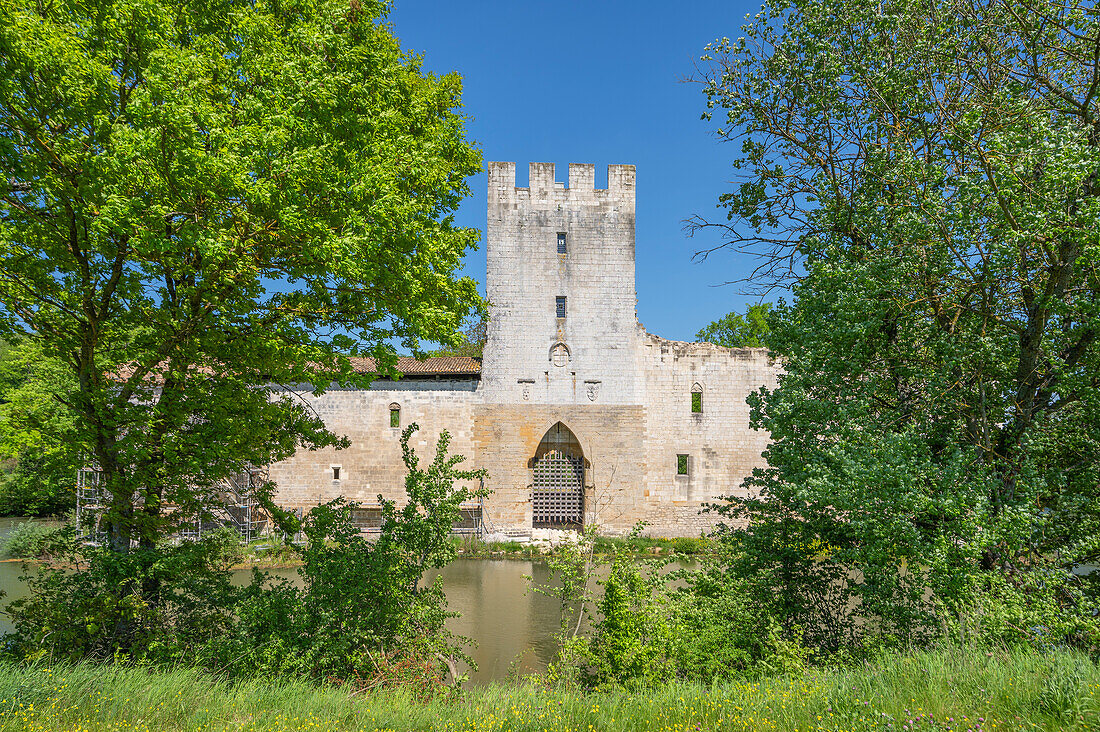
(585, 381), (600, 401)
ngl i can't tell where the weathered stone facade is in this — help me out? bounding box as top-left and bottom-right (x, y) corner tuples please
(270, 163), (779, 537)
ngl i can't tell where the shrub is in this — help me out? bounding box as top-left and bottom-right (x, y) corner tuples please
(4, 529), (241, 664)
(666, 566), (809, 681)
(0, 521), (69, 559)
(205, 424), (487, 690)
(670, 536), (709, 555)
(580, 551), (675, 689)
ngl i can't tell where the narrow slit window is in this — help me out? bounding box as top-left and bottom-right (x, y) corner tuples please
(557, 232), (567, 254)
(389, 405), (400, 428)
(332, 466), (341, 480)
(556, 296), (567, 318)
(677, 454), (689, 476)
(691, 391), (702, 413)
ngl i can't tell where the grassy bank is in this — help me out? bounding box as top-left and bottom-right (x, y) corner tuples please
(0, 647), (1096, 731)
(452, 534), (713, 559)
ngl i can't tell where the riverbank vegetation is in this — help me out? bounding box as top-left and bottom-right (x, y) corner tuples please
(0, 645), (1096, 731)
(688, 0), (1100, 660)
(452, 533), (713, 560)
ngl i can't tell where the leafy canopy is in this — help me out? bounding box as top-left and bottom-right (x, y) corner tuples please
(0, 0), (482, 548)
(695, 303), (771, 348)
(698, 0), (1100, 651)
(0, 340), (78, 516)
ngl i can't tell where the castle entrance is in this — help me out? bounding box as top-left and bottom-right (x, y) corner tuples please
(530, 422), (585, 528)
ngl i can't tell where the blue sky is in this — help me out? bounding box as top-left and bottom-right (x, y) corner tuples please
(387, 1), (769, 343)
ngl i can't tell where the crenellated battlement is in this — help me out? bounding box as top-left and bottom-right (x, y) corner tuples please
(488, 162), (635, 206)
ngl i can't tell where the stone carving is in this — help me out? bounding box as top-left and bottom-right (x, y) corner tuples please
(585, 381), (601, 401)
(550, 343), (570, 368)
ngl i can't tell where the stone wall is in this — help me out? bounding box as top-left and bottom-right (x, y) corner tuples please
(637, 332), (779, 536)
(264, 161), (783, 539)
(471, 403), (646, 533)
(268, 379), (479, 510)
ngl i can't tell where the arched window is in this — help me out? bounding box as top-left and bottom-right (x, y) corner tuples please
(691, 383), (703, 413)
(389, 402), (401, 429)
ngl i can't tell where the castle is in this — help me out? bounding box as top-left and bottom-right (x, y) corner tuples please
(269, 163), (779, 537)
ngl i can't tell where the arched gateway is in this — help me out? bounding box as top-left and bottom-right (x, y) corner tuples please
(530, 422), (585, 528)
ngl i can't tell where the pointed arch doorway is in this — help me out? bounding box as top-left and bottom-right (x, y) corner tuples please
(530, 422), (586, 529)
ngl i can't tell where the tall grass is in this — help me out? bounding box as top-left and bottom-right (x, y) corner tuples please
(0, 646), (1096, 731)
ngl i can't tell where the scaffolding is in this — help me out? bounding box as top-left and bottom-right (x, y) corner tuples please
(217, 466), (268, 543)
(75, 465), (269, 546)
(75, 466), (107, 544)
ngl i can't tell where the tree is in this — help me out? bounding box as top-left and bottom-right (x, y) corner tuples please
(697, 0), (1100, 651)
(428, 314), (487, 358)
(695, 303), (771, 348)
(6, 423), (487, 686)
(0, 0), (482, 552)
(0, 340), (79, 516)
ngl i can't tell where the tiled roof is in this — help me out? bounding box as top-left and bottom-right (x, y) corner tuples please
(349, 356), (481, 377)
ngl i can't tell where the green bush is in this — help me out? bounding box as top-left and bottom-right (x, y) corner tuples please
(669, 536), (709, 555)
(3, 424), (485, 696)
(4, 529), (241, 664)
(203, 424), (486, 691)
(579, 552), (675, 689)
(0, 521), (68, 558)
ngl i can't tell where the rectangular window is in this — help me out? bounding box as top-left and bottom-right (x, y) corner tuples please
(677, 454), (689, 476)
(332, 466), (341, 480)
(390, 407), (400, 428)
(691, 391), (702, 413)
(556, 296), (566, 318)
(557, 232), (567, 254)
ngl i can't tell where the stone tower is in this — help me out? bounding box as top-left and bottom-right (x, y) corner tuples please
(480, 162), (639, 404)
(474, 162), (647, 530)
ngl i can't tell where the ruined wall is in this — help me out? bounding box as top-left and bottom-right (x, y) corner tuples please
(637, 333), (779, 536)
(480, 162), (639, 406)
(268, 380), (478, 510)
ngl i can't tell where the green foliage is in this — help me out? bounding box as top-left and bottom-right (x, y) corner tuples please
(579, 551), (674, 689)
(429, 315), (488, 358)
(0, 341), (78, 517)
(3, 423), (485, 692)
(695, 303), (771, 348)
(211, 423), (487, 688)
(666, 566), (809, 682)
(698, 0), (1100, 653)
(0, 521), (69, 559)
(529, 528), (595, 686)
(0, 0), (483, 552)
(668, 536), (709, 555)
(4, 530), (241, 664)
